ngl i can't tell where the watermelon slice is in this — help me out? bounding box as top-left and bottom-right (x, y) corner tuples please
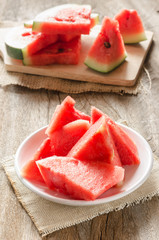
(50, 119), (90, 156)
(23, 36), (81, 66)
(21, 138), (55, 182)
(45, 96), (90, 137)
(36, 156), (125, 200)
(84, 17), (127, 73)
(5, 26), (58, 60)
(91, 106), (140, 165)
(114, 9), (147, 44)
(32, 4), (92, 35)
(67, 116), (114, 164)
(24, 13), (99, 30)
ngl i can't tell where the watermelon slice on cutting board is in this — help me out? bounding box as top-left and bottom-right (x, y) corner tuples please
(36, 156), (125, 200)
(84, 16), (127, 73)
(5, 26), (58, 60)
(114, 9), (147, 44)
(23, 36), (81, 66)
(32, 4), (92, 35)
(0, 6), (153, 86)
(24, 13), (99, 30)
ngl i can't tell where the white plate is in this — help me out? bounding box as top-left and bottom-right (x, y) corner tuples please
(15, 124), (153, 206)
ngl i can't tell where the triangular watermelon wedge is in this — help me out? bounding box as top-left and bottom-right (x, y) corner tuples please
(45, 96), (90, 138)
(114, 9), (147, 44)
(21, 119), (90, 182)
(67, 115), (114, 163)
(50, 119), (90, 156)
(36, 156), (125, 200)
(91, 106), (140, 165)
(91, 107), (122, 166)
(23, 36), (81, 66)
(84, 17), (127, 73)
(21, 138), (55, 183)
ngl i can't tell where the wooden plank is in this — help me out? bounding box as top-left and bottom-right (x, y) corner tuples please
(0, 26), (153, 87)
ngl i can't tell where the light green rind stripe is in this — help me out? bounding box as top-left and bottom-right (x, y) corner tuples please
(5, 43), (23, 60)
(32, 21), (42, 32)
(84, 52), (127, 73)
(123, 32), (147, 44)
(23, 57), (32, 66)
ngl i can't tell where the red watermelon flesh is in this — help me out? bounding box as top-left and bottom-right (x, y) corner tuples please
(5, 26), (58, 60)
(36, 156), (125, 200)
(84, 17), (127, 73)
(32, 4), (92, 35)
(22, 30), (58, 58)
(108, 121), (140, 165)
(114, 9), (147, 43)
(50, 119), (90, 156)
(21, 138), (55, 183)
(67, 116), (114, 163)
(45, 96), (90, 138)
(23, 36), (81, 66)
(91, 107), (122, 167)
(91, 106), (140, 165)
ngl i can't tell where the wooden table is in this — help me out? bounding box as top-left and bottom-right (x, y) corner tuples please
(0, 0), (159, 239)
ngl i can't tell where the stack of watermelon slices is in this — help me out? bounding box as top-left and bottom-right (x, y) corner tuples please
(21, 96), (140, 201)
(5, 4), (98, 66)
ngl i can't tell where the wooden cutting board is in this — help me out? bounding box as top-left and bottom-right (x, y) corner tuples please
(0, 25), (153, 87)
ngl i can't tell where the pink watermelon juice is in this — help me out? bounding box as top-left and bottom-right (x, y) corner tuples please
(36, 156), (125, 200)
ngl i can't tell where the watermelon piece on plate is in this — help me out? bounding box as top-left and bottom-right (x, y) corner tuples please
(67, 116), (114, 164)
(50, 119), (90, 156)
(114, 9), (147, 44)
(5, 26), (58, 60)
(21, 138), (55, 182)
(32, 4), (92, 35)
(84, 17), (127, 73)
(23, 36), (81, 66)
(36, 156), (125, 200)
(45, 96), (90, 137)
(91, 106), (140, 165)
(91, 107), (122, 166)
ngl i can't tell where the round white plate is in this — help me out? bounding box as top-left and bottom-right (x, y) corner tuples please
(15, 123), (153, 206)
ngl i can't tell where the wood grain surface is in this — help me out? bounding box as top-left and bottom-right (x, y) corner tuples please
(0, 0), (159, 240)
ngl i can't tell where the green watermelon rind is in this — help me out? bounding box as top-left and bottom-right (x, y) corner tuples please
(5, 26), (32, 60)
(84, 51), (127, 73)
(5, 43), (23, 60)
(32, 21), (41, 32)
(122, 32), (147, 44)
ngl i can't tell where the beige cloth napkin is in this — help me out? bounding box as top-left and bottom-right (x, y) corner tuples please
(2, 154), (159, 237)
(0, 21), (146, 95)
